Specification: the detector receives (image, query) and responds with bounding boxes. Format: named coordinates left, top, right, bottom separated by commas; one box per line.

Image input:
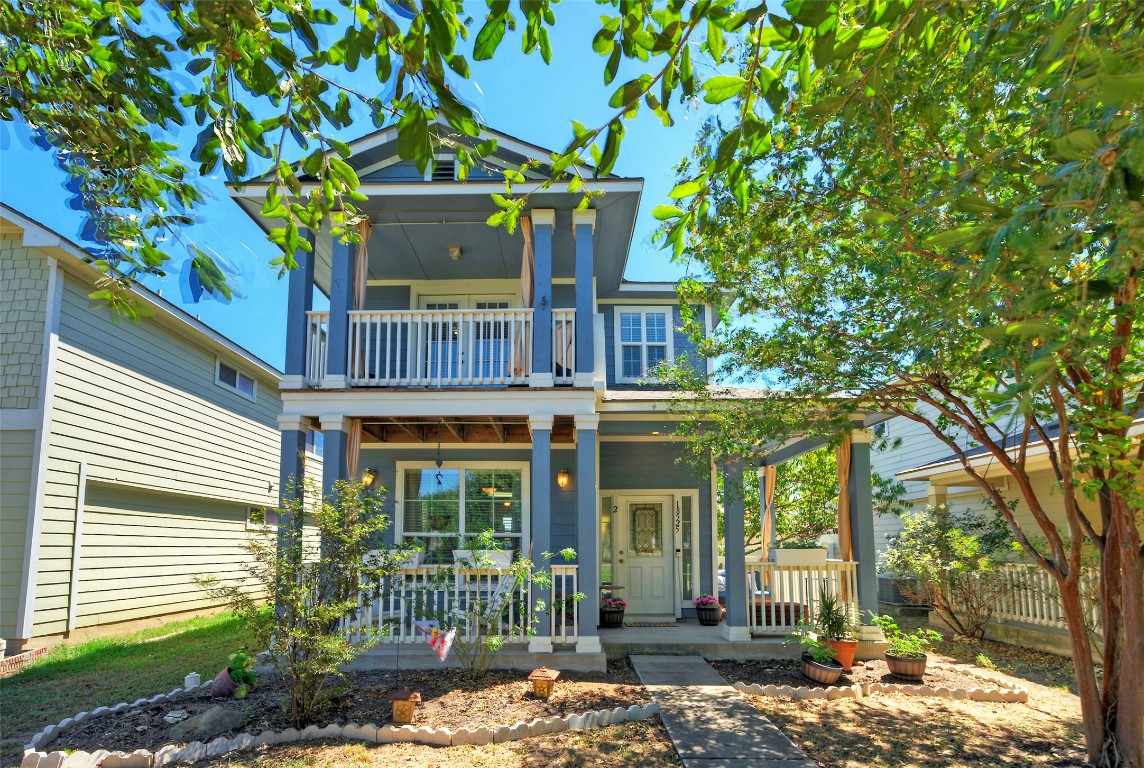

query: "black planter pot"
left=696, top=604, right=721, bottom=626
left=600, top=607, right=625, bottom=628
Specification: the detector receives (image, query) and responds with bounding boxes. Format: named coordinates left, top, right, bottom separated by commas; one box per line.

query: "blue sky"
left=0, top=3, right=720, bottom=369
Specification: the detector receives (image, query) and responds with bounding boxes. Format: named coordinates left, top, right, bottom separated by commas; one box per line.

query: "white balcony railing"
left=744, top=561, right=859, bottom=635
left=552, top=309, right=576, bottom=385
left=347, top=309, right=533, bottom=387
left=305, top=311, right=329, bottom=383
left=341, top=565, right=580, bottom=648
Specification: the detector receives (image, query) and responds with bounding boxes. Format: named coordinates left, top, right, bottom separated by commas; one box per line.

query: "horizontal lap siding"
left=27, top=274, right=282, bottom=637
left=71, top=486, right=265, bottom=629
left=0, top=429, right=35, bottom=636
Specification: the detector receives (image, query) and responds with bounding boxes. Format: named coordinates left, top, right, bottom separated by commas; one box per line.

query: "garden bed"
left=50, top=660, right=649, bottom=756
left=712, top=658, right=1007, bottom=694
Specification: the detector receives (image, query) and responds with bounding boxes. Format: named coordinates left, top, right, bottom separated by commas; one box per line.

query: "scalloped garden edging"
left=732, top=662, right=1029, bottom=704
left=20, top=680, right=660, bottom=768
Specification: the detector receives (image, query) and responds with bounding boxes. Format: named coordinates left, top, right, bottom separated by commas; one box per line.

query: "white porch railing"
left=341, top=565, right=580, bottom=649
left=347, top=309, right=533, bottom=387
left=992, top=563, right=1101, bottom=637
left=552, top=309, right=575, bottom=385
left=305, top=311, right=329, bottom=383
left=744, top=561, right=859, bottom=635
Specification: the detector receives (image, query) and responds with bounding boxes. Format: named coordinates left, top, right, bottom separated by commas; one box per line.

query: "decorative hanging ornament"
left=435, top=420, right=444, bottom=485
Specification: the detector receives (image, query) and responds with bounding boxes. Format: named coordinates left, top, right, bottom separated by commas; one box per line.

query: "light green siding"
left=71, top=485, right=263, bottom=629
left=28, top=272, right=283, bottom=638
left=0, top=429, right=35, bottom=637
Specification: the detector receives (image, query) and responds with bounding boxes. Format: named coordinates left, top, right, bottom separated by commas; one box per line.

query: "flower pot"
left=696, top=605, right=721, bottom=626
left=209, top=667, right=236, bottom=698
left=885, top=652, right=928, bottom=681
left=600, top=607, right=625, bottom=628
left=800, top=653, right=844, bottom=685
left=772, top=547, right=829, bottom=567
left=452, top=549, right=512, bottom=569
left=825, top=639, right=859, bottom=671
left=389, top=690, right=421, bottom=725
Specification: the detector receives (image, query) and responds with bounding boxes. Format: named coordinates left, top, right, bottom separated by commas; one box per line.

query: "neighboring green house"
left=0, top=205, right=291, bottom=654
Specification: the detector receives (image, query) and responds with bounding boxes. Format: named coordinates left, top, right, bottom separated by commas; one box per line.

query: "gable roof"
left=0, top=204, right=280, bottom=380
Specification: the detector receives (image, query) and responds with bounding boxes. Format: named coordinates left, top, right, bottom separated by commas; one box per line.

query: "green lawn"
left=0, top=612, right=256, bottom=768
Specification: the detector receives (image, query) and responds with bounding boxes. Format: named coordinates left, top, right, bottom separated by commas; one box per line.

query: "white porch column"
left=529, top=414, right=554, bottom=653
left=575, top=413, right=601, bottom=653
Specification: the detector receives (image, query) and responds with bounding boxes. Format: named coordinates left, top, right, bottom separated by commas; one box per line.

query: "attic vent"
left=432, top=158, right=456, bottom=181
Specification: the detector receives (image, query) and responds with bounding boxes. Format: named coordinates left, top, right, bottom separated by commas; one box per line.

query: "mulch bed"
left=52, top=659, right=649, bottom=756
left=711, top=658, right=1015, bottom=693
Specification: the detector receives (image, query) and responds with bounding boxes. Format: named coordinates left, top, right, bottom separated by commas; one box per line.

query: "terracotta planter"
left=600, top=607, right=625, bottom=628
left=825, top=638, right=859, bottom=671
left=885, top=652, right=928, bottom=681
left=696, top=605, right=721, bottom=626
left=389, top=690, right=421, bottom=725
left=209, top=667, right=236, bottom=698
left=800, top=653, right=844, bottom=685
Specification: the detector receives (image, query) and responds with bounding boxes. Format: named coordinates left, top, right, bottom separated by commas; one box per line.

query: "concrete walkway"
left=630, top=655, right=817, bottom=768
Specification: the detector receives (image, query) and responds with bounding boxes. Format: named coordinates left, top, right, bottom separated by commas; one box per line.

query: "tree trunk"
left=1115, top=544, right=1144, bottom=768
left=1057, top=570, right=1108, bottom=765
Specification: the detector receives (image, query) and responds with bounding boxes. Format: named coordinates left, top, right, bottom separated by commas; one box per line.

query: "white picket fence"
left=340, top=565, right=580, bottom=648
left=743, top=561, right=860, bottom=635
left=992, top=563, right=1101, bottom=637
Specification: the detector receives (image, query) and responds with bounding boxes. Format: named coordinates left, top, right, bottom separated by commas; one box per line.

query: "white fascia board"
left=281, top=388, right=599, bottom=419
left=229, top=179, right=644, bottom=199
left=0, top=207, right=282, bottom=382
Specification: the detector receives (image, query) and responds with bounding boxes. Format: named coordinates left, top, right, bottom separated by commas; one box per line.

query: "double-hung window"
left=216, top=359, right=256, bottom=400
left=397, top=461, right=528, bottom=564
left=615, top=307, right=674, bottom=382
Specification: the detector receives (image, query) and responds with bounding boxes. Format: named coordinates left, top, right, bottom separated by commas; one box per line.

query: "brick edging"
left=0, top=648, right=49, bottom=678
left=732, top=662, right=1029, bottom=703
left=21, top=682, right=659, bottom=768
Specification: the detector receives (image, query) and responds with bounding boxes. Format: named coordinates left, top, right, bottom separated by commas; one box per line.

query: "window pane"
left=620, top=312, right=642, bottom=343
left=237, top=372, right=255, bottom=397
left=218, top=363, right=237, bottom=387
left=403, top=469, right=460, bottom=535
left=646, top=345, right=667, bottom=370
left=630, top=502, right=663, bottom=556
left=645, top=312, right=667, bottom=343
left=622, top=345, right=643, bottom=378
left=465, top=469, right=521, bottom=536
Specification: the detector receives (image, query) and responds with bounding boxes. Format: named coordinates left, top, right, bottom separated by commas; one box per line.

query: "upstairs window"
left=216, top=360, right=256, bottom=400
left=615, top=307, right=674, bottom=382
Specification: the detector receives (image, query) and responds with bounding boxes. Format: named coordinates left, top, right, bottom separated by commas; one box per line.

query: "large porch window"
left=396, top=461, right=529, bottom=564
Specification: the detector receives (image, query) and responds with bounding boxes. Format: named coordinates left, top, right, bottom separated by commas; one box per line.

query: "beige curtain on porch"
left=345, top=220, right=373, bottom=482
left=836, top=433, right=853, bottom=562
left=760, top=464, right=777, bottom=549
left=513, top=216, right=535, bottom=375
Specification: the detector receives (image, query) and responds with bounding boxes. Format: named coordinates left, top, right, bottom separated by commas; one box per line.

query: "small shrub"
left=976, top=653, right=997, bottom=670
left=872, top=614, right=943, bottom=658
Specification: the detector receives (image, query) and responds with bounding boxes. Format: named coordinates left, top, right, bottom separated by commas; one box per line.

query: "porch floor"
left=600, top=621, right=797, bottom=660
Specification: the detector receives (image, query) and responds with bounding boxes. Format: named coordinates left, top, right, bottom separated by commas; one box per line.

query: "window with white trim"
left=397, top=462, right=529, bottom=564
left=614, top=307, right=674, bottom=382
left=304, top=427, right=324, bottom=457
left=216, top=360, right=256, bottom=400
left=246, top=506, right=279, bottom=530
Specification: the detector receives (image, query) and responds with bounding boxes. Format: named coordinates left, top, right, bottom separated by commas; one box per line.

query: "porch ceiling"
left=360, top=415, right=576, bottom=445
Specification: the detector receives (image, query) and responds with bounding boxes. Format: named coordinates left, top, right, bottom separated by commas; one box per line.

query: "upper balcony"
left=305, top=307, right=581, bottom=388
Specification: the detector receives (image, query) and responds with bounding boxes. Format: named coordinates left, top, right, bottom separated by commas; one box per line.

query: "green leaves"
left=702, top=75, right=747, bottom=103
left=473, top=1, right=510, bottom=60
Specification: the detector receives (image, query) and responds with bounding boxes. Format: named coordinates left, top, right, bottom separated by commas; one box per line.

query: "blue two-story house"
left=230, top=124, right=884, bottom=663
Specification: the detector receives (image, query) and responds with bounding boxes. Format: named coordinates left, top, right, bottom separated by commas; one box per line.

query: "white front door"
left=616, top=496, right=674, bottom=615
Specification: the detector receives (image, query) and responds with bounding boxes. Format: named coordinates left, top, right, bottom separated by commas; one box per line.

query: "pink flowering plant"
left=693, top=595, right=719, bottom=607
left=601, top=597, right=627, bottom=610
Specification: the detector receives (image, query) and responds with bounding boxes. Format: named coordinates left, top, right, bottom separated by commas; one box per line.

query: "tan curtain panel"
left=513, top=216, right=535, bottom=375
left=346, top=418, right=362, bottom=481
left=761, top=464, right=777, bottom=547
left=836, top=433, right=853, bottom=561
left=353, top=219, right=374, bottom=311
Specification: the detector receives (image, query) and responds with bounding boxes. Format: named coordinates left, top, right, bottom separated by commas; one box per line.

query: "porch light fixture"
left=361, top=467, right=377, bottom=487
left=556, top=469, right=571, bottom=489
left=447, top=245, right=463, bottom=261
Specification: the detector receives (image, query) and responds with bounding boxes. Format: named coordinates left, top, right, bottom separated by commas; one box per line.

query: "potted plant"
left=693, top=594, right=721, bottom=626
left=368, top=538, right=426, bottom=569
left=872, top=614, right=943, bottom=681
left=771, top=538, right=829, bottom=566
left=600, top=596, right=626, bottom=628
left=813, top=587, right=859, bottom=670
left=786, top=626, right=844, bottom=685
left=210, top=650, right=258, bottom=698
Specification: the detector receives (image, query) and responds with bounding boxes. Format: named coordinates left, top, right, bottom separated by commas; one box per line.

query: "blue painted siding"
left=599, top=441, right=714, bottom=602
left=365, top=285, right=411, bottom=310
left=602, top=305, right=705, bottom=388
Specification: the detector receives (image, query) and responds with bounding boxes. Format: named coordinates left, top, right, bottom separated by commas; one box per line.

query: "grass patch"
left=0, top=612, right=256, bottom=767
